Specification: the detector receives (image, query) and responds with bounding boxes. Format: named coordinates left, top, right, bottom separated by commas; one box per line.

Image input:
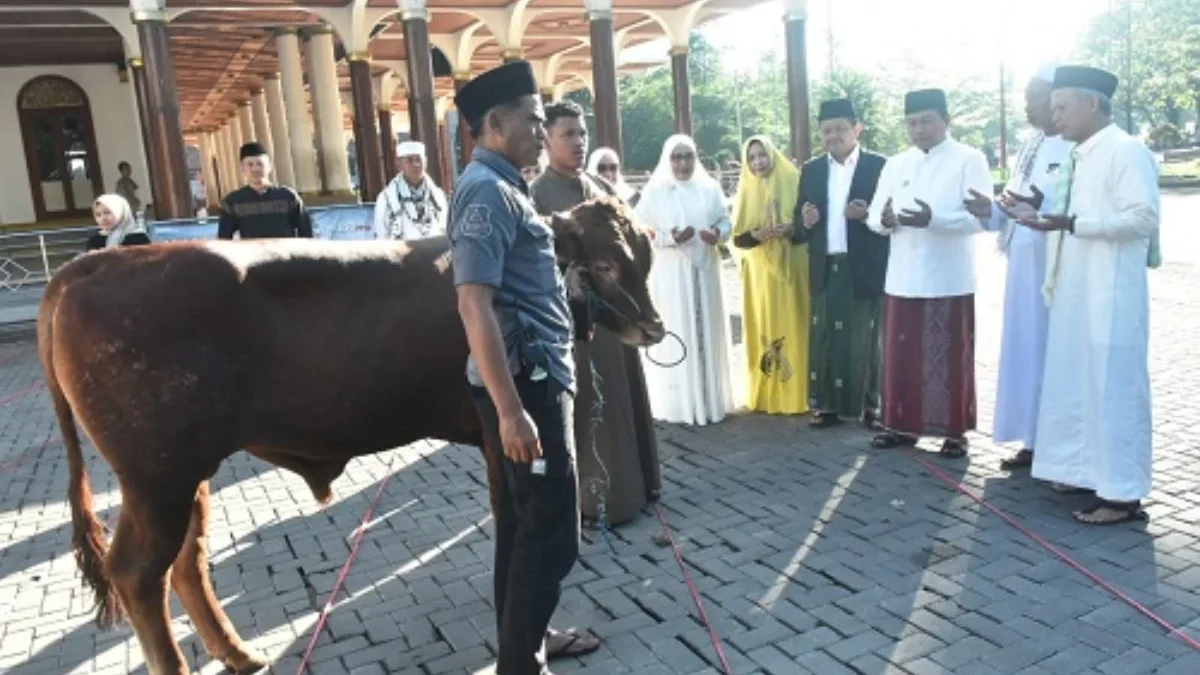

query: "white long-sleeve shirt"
left=1042, top=123, right=1160, bottom=304
left=867, top=137, right=994, bottom=298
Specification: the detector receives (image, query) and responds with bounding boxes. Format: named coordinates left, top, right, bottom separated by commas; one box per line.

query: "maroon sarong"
left=880, top=294, right=976, bottom=438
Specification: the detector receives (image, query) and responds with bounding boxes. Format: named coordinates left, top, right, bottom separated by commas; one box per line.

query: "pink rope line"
left=294, top=468, right=396, bottom=674
left=653, top=502, right=734, bottom=674
left=906, top=449, right=1200, bottom=652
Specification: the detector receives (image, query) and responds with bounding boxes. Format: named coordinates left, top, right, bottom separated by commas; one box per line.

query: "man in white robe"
left=372, top=141, right=447, bottom=240
left=964, top=64, right=1073, bottom=470
left=1020, top=65, right=1159, bottom=525
left=867, top=89, right=994, bottom=458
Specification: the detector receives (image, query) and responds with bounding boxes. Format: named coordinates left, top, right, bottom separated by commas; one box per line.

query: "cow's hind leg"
left=170, top=481, right=268, bottom=674
left=106, top=486, right=198, bottom=675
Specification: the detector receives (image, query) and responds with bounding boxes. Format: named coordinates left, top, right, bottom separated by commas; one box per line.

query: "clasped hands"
left=671, top=225, right=722, bottom=245
left=881, top=198, right=932, bottom=228
left=963, top=185, right=1071, bottom=232
left=787, top=199, right=870, bottom=238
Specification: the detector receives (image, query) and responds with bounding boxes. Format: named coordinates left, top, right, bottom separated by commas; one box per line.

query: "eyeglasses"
left=597, top=163, right=618, bottom=171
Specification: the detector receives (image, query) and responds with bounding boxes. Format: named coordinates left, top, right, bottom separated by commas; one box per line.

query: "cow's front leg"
left=170, top=481, right=269, bottom=674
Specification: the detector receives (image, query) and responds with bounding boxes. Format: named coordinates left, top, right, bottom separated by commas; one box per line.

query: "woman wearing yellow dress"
left=731, top=136, right=810, bottom=414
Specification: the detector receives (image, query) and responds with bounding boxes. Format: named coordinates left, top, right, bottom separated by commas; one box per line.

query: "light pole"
left=1125, top=0, right=1134, bottom=133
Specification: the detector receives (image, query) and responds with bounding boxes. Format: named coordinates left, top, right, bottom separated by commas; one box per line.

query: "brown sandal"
left=1073, top=499, right=1147, bottom=525
left=1000, top=449, right=1034, bottom=469
left=871, top=431, right=917, bottom=449
left=938, top=438, right=968, bottom=459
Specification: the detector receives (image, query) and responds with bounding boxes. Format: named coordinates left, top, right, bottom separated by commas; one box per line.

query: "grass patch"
left=1162, top=160, right=1200, bottom=178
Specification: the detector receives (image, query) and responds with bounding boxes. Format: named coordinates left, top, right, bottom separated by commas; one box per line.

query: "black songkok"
left=818, top=98, right=857, bottom=122
left=239, top=142, right=268, bottom=159
left=904, top=88, right=948, bottom=116
left=454, top=61, right=539, bottom=128
left=1052, top=65, right=1119, bottom=99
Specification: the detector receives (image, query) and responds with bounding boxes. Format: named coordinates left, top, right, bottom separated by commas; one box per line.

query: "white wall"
left=0, top=64, right=148, bottom=225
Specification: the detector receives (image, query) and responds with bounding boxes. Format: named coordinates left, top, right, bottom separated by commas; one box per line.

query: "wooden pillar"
left=378, top=108, right=397, bottom=181
left=349, top=55, right=384, bottom=200
left=784, top=11, right=812, bottom=161
left=453, top=73, right=474, bottom=168
left=134, top=14, right=192, bottom=219
left=127, top=57, right=165, bottom=215
left=589, top=10, right=623, bottom=157
left=402, top=8, right=443, bottom=189
left=670, top=47, right=692, bottom=136
left=438, top=121, right=454, bottom=190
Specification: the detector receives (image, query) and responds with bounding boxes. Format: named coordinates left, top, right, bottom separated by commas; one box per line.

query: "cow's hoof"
left=223, top=649, right=269, bottom=674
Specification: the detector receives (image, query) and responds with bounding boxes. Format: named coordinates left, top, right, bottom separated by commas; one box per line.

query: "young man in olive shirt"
left=218, top=142, right=313, bottom=239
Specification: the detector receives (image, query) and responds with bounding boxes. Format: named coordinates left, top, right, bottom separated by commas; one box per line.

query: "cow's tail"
left=37, top=271, right=124, bottom=628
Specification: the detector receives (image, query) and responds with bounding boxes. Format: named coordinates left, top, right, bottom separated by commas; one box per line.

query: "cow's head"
left=548, top=198, right=664, bottom=347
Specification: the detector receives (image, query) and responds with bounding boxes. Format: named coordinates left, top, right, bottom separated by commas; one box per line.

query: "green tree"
left=810, top=68, right=905, bottom=157
left=1075, top=0, right=1200, bottom=133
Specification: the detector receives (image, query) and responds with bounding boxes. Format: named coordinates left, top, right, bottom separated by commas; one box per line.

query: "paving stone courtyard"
left=1, top=191, right=1199, bottom=674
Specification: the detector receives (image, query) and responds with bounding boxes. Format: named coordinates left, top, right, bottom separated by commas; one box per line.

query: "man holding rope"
left=448, top=62, right=599, bottom=675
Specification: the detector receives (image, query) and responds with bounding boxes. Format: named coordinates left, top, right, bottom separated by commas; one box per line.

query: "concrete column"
left=229, top=113, right=245, bottom=170
left=219, top=124, right=238, bottom=194
left=198, top=131, right=220, bottom=206
left=133, top=12, right=192, bottom=218
left=250, top=90, right=273, bottom=158
left=263, top=76, right=296, bottom=186
left=274, top=28, right=320, bottom=194
left=237, top=102, right=255, bottom=145
left=308, top=27, right=353, bottom=193
left=587, top=2, right=623, bottom=157
left=784, top=0, right=812, bottom=161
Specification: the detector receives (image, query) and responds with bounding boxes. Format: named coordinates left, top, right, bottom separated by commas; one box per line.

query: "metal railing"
left=0, top=204, right=377, bottom=292
left=0, top=225, right=94, bottom=290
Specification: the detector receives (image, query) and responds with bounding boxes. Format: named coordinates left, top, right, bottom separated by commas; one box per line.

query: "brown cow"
left=37, top=198, right=663, bottom=675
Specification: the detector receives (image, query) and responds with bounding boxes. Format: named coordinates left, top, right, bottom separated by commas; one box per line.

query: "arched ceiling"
left=0, top=0, right=764, bottom=133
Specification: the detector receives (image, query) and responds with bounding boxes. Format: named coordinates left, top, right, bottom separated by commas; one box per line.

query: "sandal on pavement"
left=546, top=628, right=601, bottom=660
left=871, top=431, right=917, bottom=449
left=1000, top=449, right=1034, bottom=470
left=938, top=438, right=968, bottom=459
left=809, top=412, right=841, bottom=429
left=1051, top=483, right=1094, bottom=495
left=1073, top=499, right=1147, bottom=525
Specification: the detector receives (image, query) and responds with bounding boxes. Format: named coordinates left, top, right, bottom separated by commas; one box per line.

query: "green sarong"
left=807, top=255, right=882, bottom=418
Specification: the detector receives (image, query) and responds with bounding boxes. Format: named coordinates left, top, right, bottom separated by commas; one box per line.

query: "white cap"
left=1033, top=62, right=1058, bottom=83
left=397, top=140, right=425, bottom=158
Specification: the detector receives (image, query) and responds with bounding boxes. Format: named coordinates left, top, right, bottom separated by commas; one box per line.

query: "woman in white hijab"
left=85, top=193, right=150, bottom=251
left=635, top=134, right=734, bottom=426
left=587, top=147, right=639, bottom=206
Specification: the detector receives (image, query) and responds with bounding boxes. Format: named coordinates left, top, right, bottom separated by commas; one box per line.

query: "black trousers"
left=470, top=375, right=580, bottom=675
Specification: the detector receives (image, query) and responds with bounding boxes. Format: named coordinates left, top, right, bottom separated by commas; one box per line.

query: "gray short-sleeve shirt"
left=448, top=148, right=575, bottom=394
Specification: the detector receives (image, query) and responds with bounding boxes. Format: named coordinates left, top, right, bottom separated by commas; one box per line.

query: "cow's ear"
left=548, top=212, right=584, bottom=263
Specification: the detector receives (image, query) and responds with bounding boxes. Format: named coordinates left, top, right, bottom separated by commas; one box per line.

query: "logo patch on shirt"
left=459, top=204, right=492, bottom=238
